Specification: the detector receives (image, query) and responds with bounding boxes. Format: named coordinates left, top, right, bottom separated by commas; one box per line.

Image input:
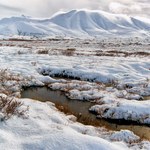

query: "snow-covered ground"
left=0, top=37, right=150, bottom=149
left=1, top=95, right=149, bottom=150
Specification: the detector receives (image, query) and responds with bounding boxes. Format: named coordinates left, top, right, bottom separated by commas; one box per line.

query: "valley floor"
left=0, top=37, right=150, bottom=150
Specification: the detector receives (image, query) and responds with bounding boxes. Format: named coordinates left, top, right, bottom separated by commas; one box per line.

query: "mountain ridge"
left=0, top=9, right=149, bottom=37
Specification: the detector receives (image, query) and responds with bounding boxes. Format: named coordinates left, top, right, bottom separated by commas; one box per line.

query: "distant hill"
left=0, top=9, right=150, bottom=37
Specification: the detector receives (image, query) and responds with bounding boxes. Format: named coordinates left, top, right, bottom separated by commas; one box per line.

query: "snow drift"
left=0, top=9, right=150, bottom=37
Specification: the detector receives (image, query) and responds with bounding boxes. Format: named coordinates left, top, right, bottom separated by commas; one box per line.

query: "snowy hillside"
left=0, top=10, right=150, bottom=37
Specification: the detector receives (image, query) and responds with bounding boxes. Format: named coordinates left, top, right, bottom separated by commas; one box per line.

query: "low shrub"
left=0, top=96, right=28, bottom=121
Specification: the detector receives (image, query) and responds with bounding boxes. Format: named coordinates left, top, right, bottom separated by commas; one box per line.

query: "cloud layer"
left=0, top=0, right=149, bottom=18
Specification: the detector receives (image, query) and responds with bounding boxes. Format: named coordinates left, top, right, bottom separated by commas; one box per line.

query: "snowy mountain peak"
left=0, top=9, right=150, bottom=37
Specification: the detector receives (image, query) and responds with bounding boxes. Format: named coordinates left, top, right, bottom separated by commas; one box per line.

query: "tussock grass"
left=62, top=48, right=76, bottom=56
left=0, top=69, right=29, bottom=120
left=37, top=49, right=49, bottom=54
left=0, top=96, right=28, bottom=121
left=96, top=50, right=150, bottom=57
left=0, top=69, right=31, bottom=96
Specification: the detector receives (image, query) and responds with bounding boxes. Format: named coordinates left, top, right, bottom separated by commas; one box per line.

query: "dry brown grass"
left=55, top=102, right=73, bottom=115
left=0, top=70, right=29, bottom=121
left=37, top=49, right=49, bottom=54
left=0, top=69, right=21, bottom=83
left=61, top=48, right=76, bottom=56
left=76, top=113, right=101, bottom=126
left=0, top=96, right=28, bottom=121
left=105, top=79, right=119, bottom=88
left=8, top=38, right=34, bottom=42
left=0, top=69, right=30, bottom=96
left=96, top=50, right=150, bottom=57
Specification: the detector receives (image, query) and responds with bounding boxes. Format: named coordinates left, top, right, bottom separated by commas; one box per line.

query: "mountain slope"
left=0, top=10, right=150, bottom=37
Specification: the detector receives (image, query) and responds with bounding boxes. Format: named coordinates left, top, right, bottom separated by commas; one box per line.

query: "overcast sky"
left=0, top=0, right=149, bottom=18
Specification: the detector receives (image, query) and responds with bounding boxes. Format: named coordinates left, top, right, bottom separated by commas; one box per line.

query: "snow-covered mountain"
left=0, top=9, right=150, bottom=37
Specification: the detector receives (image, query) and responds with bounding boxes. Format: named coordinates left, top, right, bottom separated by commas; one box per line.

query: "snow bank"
left=110, top=130, right=140, bottom=143
left=90, top=100, right=150, bottom=124
left=0, top=97, right=129, bottom=150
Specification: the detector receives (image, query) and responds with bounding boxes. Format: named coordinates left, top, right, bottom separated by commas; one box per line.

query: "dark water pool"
left=21, top=87, right=150, bottom=140
left=144, top=96, right=150, bottom=100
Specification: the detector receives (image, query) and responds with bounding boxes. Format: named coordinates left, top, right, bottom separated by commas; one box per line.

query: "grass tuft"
left=0, top=96, right=28, bottom=121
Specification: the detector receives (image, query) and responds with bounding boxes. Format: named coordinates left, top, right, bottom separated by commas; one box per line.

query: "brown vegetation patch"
left=96, top=50, right=150, bottom=57
left=37, top=49, right=49, bottom=54
left=61, top=48, right=76, bottom=56
left=0, top=96, right=28, bottom=121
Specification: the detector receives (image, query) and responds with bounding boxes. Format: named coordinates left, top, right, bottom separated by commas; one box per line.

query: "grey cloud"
left=0, top=3, right=24, bottom=18
left=0, top=0, right=149, bottom=18
left=0, top=3, right=22, bottom=12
